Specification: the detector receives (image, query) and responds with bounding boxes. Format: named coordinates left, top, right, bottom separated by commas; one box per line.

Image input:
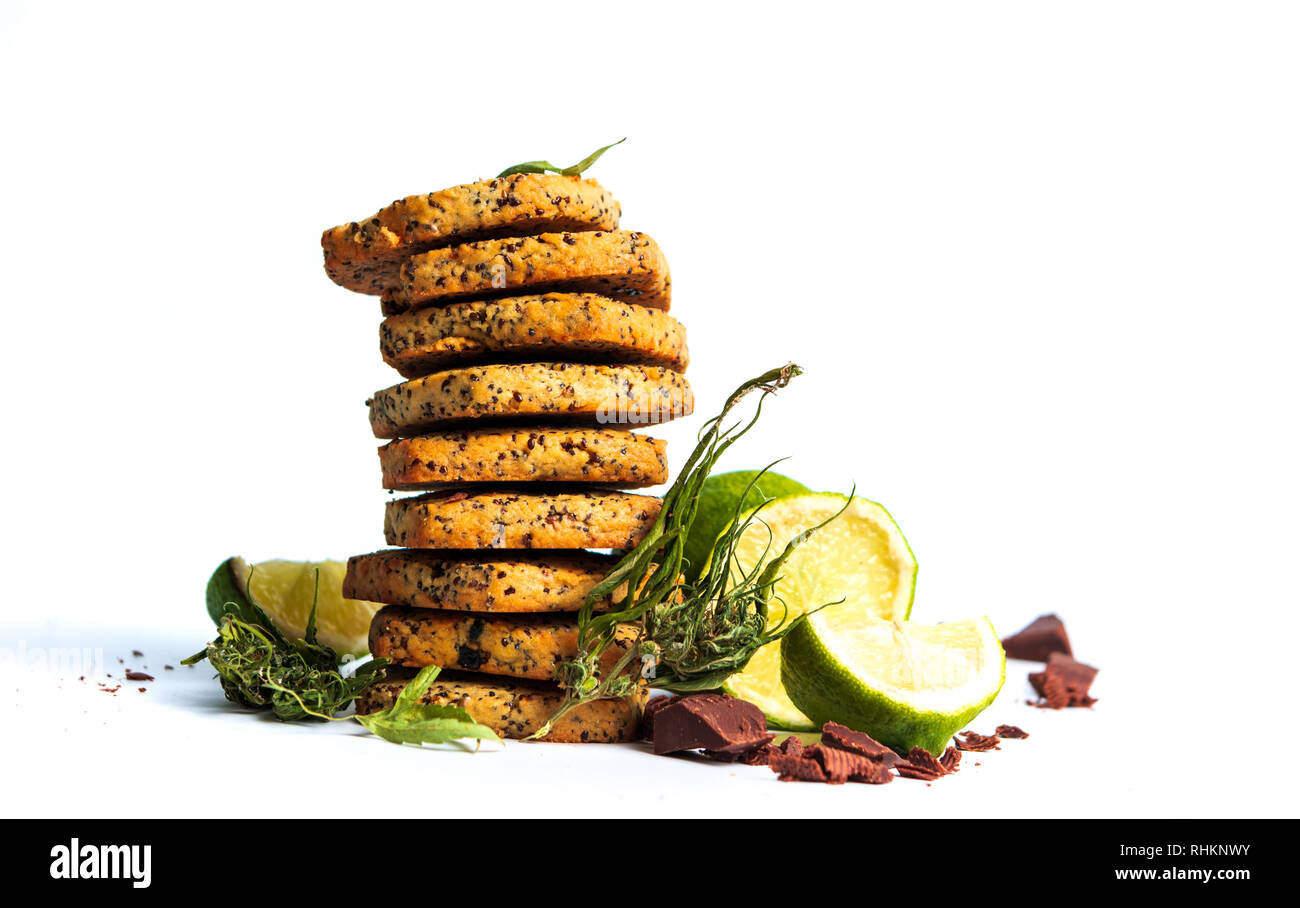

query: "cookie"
left=380, top=293, right=689, bottom=378
left=355, top=668, right=645, bottom=743
left=381, top=230, right=671, bottom=315
left=384, top=488, right=661, bottom=549
left=343, top=549, right=620, bottom=613
left=321, top=174, right=620, bottom=294
left=368, top=606, right=639, bottom=681
left=368, top=362, right=693, bottom=438
left=378, top=427, right=668, bottom=489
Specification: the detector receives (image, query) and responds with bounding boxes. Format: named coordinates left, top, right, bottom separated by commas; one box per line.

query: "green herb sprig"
left=497, top=137, right=626, bottom=178
left=185, top=572, right=500, bottom=747
left=354, top=666, right=501, bottom=748
left=182, top=570, right=385, bottom=721
left=529, top=364, right=849, bottom=739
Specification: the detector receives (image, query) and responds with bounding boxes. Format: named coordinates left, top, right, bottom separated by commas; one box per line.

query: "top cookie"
left=321, top=174, right=620, bottom=295
left=380, top=230, right=671, bottom=316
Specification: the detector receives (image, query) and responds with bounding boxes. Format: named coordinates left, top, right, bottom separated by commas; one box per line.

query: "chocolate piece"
left=896, top=747, right=948, bottom=781
left=1030, top=652, right=1098, bottom=709
left=895, top=760, right=945, bottom=781
left=124, top=670, right=154, bottom=682
left=769, top=753, right=828, bottom=783
left=702, top=733, right=776, bottom=763
left=939, top=746, right=962, bottom=772
left=820, top=721, right=899, bottom=766
left=735, top=742, right=778, bottom=766
left=995, top=724, right=1029, bottom=739
left=642, top=694, right=680, bottom=741
left=1001, top=614, right=1072, bottom=662
left=808, top=745, right=894, bottom=785
left=651, top=693, right=770, bottom=756
left=778, top=734, right=805, bottom=757
left=955, top=731, right=1000, bottom=752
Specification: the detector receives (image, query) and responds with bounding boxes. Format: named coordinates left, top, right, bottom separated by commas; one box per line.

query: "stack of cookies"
left=320, top=171, right=692, bottom=742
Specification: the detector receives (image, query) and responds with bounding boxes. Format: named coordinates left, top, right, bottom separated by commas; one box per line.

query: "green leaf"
left=355, top=665, right=501, bottom=747
left=497, top=138, right=626, bottom=178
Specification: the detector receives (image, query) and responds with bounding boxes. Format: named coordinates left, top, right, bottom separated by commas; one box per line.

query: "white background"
left=1, top=1, right=1296, bottom=818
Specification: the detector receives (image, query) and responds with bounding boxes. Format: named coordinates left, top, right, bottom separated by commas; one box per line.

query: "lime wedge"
left=682, top=470, right=809, bottom=580
left=207, top=557, right=383, bottom=659
left=721, top=493, right=917, bottom=730
left=781, top=613, right=1005, bottom=755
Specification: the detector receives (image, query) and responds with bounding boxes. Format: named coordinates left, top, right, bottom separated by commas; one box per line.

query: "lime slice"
left=207, top=557, right=382, bottom=659
left=781, top=613, right=1005, bottom=756
left=682, top=470, right=809, bottom=581
left=721, top=493, right=917, bottom=730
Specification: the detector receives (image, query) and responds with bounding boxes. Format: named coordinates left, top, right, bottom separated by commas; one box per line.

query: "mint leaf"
left=355, top=665, right=501, bottom=747
left=497, top=138, right=626, bottom=178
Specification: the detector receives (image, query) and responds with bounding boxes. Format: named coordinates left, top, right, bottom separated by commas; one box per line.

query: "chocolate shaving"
left=894, top=760, right=945, bottom=781
left=895, top=747, right=948, bottom=781
left=995, top=724, right=1029, bottom=739
left=939, top=746, right=962, bottom=772
left=769, top=753, right=827, bottom=783
left=820, top=721, right=898, bottom=766
left=1000, top=614, right=1072, bottom=662
left=124, top=670, right=154, bottom=682
left=956, top=731, right=1001, bottom=752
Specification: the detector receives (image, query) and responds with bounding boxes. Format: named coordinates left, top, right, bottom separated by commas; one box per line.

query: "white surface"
left=1, top=1, right=1297, bottom=817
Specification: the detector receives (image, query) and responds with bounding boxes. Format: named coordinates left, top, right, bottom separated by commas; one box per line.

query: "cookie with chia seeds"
left=380, top=293, right=689, bottom=378
left=368, top=606, right=639, bottom=681
left=378, top=427, right=668, bottom=490
left=380, top=230, right=671, bottom=316
left=355, top=669, right=646, bottom=743
left=384, top=488, right=661, bottom=550
left=321, top=174, right=620, bottom=295
left=343, top=549, right=621, bottom=613
left=368, top=362, right=693, bottom=438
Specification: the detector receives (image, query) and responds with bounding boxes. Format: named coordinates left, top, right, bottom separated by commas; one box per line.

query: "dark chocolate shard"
left=820, top=721, right=899, bottom=766
left=769, top=752, right=828, bottom=783
left=1001, top=614, right=1072, bottom=662
left=939, top=746, right=962, bottom=772
left=651, top=693, right=770, bottom=756
left=1030, top=652, right=1098, bottom=709
left=895, top=746, right=948, bottom=781
left=995, top=724, right=1029, bottom=739
left=955, top=731, right=1000, bottom=752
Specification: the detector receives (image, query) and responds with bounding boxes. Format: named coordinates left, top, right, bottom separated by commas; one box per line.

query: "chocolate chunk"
left=642, top=694, right=680, bottom=741
left=778, top=734, right=805, bottom=757
left=955, top=731, right=1000, bottom=752
left=995, top=724, right=1029, bottom=739
left=769, top=753, right=828, bottom=782
left=939, top=746, right=962, bottom=772
left=1030, top=652, right=1098, bottom=708
left=1001, top=614, right=1072, bottom=662
left=820, top=721, right=899, bottom=766
left=651, top=693, right=770, bottom=756
left=124, top=670, right=154, bottom=682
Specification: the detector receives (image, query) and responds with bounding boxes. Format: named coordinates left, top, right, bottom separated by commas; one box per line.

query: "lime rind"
left=781, top=615, right=1006, bottom=756
left=719, top=491, right=918, bottom=731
